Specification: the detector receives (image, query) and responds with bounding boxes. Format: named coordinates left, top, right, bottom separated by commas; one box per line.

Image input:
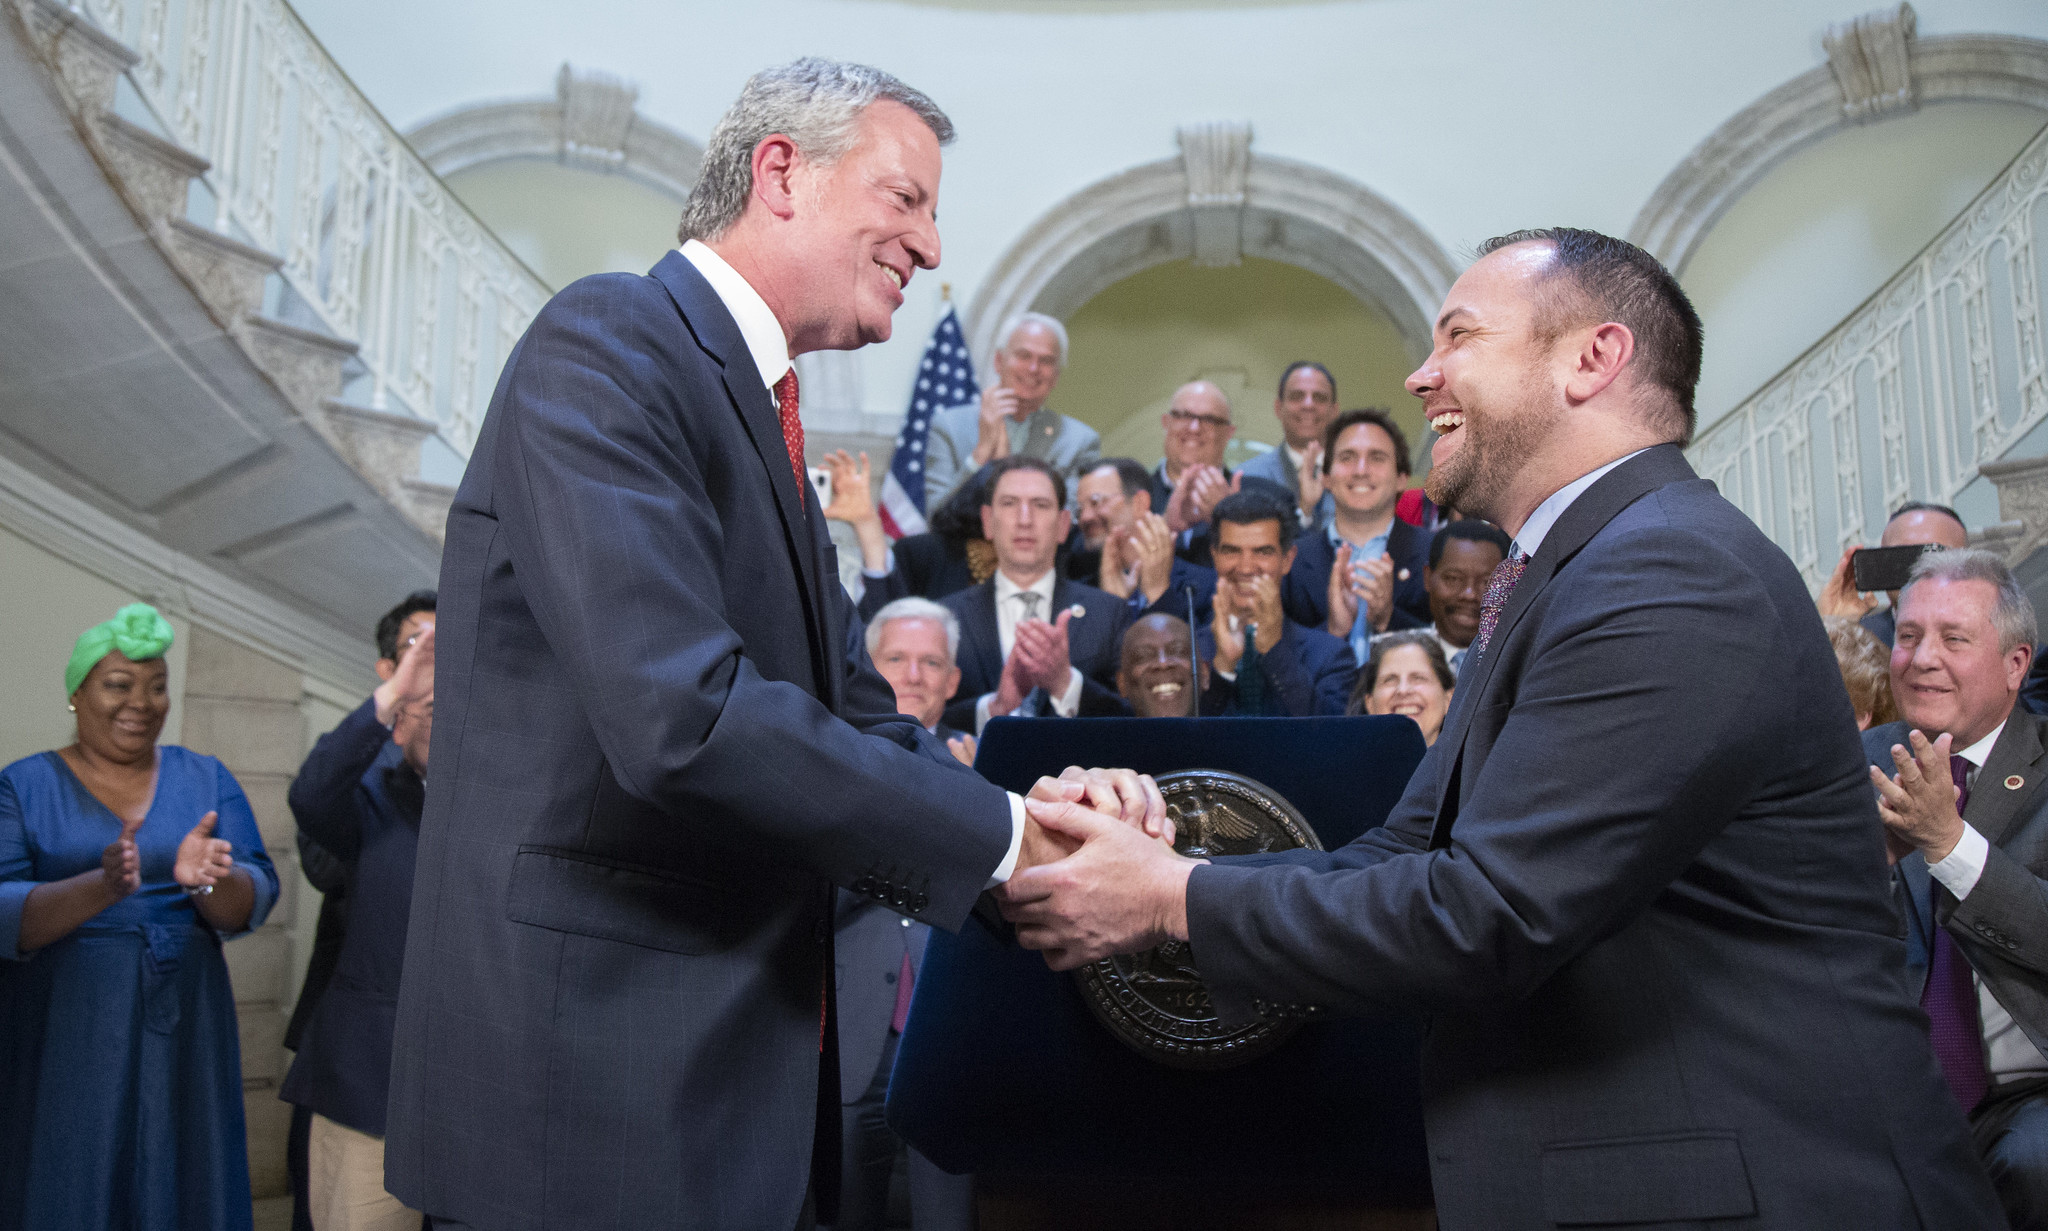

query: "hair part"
left=1321, top=408, right=1411, bottom=477
left=865, top=597, right=961, bottom=663
left=1477, top=227, right=1703, bottom=447
left=1902, top=547, right=2038, bottom=655
left=376, top=590, right=438, bottom=662
left=1276, top=360, right=1336, bottom=402
left=981, top=455, right=1067, bottom=511
left=678, top=57, right=954, bottom=244
left=1211, top=488, right=1299, bottom=552
left=1429, top=519, right=1512, bottom=570
left=999, top=312, right=1069, bottom=368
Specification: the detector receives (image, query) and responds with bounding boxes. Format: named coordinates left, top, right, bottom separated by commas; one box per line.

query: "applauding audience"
left=1238, top=361, right=1341, bottom=530
left=1198, top=490, right=1356, bottom=717
left=1283, top=408, right=1431, bottom=663
left=923, top=313, right=1101, bottom=512
left=1117, top=614, right=1205, bottom=718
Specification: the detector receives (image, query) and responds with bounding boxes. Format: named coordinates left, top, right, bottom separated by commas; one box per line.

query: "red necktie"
left=1922, top=755, right=1989, bottom=1112
left=773, top=369, right=805, bottom=504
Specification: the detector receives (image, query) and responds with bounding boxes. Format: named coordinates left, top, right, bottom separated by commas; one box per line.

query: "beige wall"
left=1055, top=256, right=1425, bottom=475
left=443, top=157, right=684, bottom=292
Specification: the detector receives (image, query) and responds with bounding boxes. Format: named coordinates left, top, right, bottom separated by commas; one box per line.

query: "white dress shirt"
left=1507, top=448, right=1651, bottom=560
left=974, top=568, right=1085, bottom=731
left=678, top=241, right=1026, bottom=884
left=1924, top=719, right=2048, bottom=1081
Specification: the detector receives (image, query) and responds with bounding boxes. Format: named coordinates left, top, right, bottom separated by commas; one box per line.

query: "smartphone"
left=807, top=466, right=832, bottom=508
left=1852, top=543, right=1937, bottom=592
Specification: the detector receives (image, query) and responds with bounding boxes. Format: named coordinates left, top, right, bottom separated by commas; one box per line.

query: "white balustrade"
left=1689, top=120, right=2048, bottom=590
left=75, top=0, right=548, bottom=457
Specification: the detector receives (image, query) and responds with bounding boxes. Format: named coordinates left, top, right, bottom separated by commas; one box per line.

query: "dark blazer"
left=1871, top=711, right=2048, bottom=1056
left=854, top=531, right=981, bottom=621
left=1135, top=558, right=1218, bottom=629
left=1281, top=518, right=1430, bottom=636
left=1184, top=446, right=2001, bottom=1228
left=939, top=575, right=1130, bottom=734
left=385, top=253, right=1013, bottom=1231
left=1194, top=619, right=1354, bottom=717
left=282, top=832, right=347, bottom=1053
left=1862, top=606, right=1897, bottom=647
left=278, top=698, right=421, bottom=1137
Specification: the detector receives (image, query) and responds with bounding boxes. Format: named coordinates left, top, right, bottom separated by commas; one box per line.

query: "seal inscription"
left=1071, top=769, right=1323, bottom=1070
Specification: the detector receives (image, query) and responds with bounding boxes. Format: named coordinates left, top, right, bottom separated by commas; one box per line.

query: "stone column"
left=176, top=626, right=308, bottom=1199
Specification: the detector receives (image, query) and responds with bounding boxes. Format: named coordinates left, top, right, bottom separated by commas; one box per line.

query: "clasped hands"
left=991, top=610, right=1076, bottom=716
left=1164, top=465, right=1239, bottom=533
left=1326, top=542, right=1397, bottom=638
left=1869, top=728, right=1967, bottom=865
left=1000, top=766, right=1204, bottom=972
left=1211, top=574, right=1285, bottom=677
left=1098, top=513, right=1175, bottom=604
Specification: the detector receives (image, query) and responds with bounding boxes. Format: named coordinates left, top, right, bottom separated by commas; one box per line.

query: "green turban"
left=66, top=603, right=175, bottom=696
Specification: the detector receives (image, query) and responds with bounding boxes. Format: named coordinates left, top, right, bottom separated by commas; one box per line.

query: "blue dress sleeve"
left=211, top=759, right=278, bottom=935
left=0, top=772, right=38, bottom=962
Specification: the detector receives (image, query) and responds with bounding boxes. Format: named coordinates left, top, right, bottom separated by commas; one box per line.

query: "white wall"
left=291, top=0, right=2048, bottom=440
left=443, top=158, right=687, bottom=293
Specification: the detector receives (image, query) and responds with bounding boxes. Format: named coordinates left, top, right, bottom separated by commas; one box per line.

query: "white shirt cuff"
left=985, top=792, right=1027, bottom=887
left=974, top=691, right=996, bottom=736
left=1928, top=822, right=1991, bottom=900
left=1047, top=667, right=1084, bottom=717
left=861, top=547, right=896, bottom=580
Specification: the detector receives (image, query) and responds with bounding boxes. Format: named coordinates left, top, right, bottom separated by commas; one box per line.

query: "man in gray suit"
left=997, top=227, right=2003, bottom=1228
left=922, top=313, right=1099, bottom=511
left=1869, top=547, right=2048, bottom=1230
left=1237, top=360, right=1339, bottom=531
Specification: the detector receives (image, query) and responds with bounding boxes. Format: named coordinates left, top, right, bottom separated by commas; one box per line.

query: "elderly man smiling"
left=924, top=312, right=1100, bottom=511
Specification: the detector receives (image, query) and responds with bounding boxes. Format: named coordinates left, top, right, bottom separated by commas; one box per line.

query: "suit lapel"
left=966, top=583, right=1005, bottom=692
left=651, top=253, right=828, bottom=654
left=1967, top=710, right=2048, bottom=849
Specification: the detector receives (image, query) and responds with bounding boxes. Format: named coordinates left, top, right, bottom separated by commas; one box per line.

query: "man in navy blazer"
left=385, top=62, right=1155, bottom=1231
left=938, top=457, right=1130, bottom=733
left=1000, top=229, right=2002, bottom=1228
left=1281, top=408, right=1430, bottom=661
left=1193, top=490, right=1354, bottom=717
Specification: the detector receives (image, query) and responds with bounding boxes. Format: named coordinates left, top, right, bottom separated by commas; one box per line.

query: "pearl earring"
left=66, top=703, right=74, bottom=713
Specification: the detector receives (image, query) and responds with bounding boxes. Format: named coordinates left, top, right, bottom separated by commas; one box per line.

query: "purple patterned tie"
left=1922, top=754, right=1988, bottom=1113
left=1472, top=552, right=1529, bottom=658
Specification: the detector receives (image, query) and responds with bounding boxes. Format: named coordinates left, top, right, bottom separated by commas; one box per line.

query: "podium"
left=888, top=717, right=1435, bottom=1230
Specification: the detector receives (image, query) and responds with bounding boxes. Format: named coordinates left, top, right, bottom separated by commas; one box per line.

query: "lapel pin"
left=1067, top=604, right=1086, bottom=619
left=2006, top=775, right=2025, bottom=791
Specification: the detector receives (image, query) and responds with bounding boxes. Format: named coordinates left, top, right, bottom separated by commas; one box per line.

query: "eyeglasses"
left=1166, top=409, right=1232, bottom=431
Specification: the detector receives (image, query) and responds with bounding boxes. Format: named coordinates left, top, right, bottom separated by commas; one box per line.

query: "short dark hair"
left=1321, top=408, right=1411, bottom=477
left=1092, top=457, right=1155, bottom=502
left=375, top=590, right=437, bottom=662
left=1347, top=631, right=1455, bottom=715
left=1478, top=227, right=1703, bottom=446
left=1429, top=520, right=1512, bottom=570
left=1276, top=361, right=1336, bottom=402
left=1888, top=501, right=1966, bottom=532
left=981, top=455, right=1066, bottom=511
left=1211, top=488, right=1299, bottom=552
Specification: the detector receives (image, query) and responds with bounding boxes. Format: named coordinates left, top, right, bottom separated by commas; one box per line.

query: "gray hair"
left=678, top=58, right=955, bottom=244
left=998, top=312, right=1069, bottom=368
left=864, top=597, right=961, bottom=663
left=1901, top=547, right=2038, bottom=654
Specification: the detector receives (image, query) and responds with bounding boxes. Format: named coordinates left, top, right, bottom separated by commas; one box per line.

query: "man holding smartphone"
left=1821, top=502, right=1970, bottom=645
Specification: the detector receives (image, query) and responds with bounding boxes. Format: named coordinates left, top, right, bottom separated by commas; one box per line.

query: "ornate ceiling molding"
left=1628, top=24, right=2048, bottom=275
left=404, top=63, right=703, bottom=202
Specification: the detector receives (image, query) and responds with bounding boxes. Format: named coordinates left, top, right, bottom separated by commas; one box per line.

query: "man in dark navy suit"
left=1000, top=228, right=2004, bottom=1229
left=939, top=457, right=1130, bottom=732
left=385, top=60, right=1158, bottom=1231
left=1281, top=408, right=1430, bottom=665
left=1194, top=490, right=1354, bottom=717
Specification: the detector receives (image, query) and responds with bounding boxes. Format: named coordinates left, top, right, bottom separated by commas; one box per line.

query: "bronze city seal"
left=1071, top=769, right=1323, bottom=1070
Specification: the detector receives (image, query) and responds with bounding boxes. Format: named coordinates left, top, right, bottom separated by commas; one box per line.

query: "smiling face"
left=1075, top=465, right=1139, bottom=550
left=1426, top=537, right=1503, bottom=649
left=1892, top=576, right=2029, bottom=748
left=872, top=615, right=960, bottom=731
left=782, top=100, right=942, bottom=351
left=72, top=651, right=170, bottom=764
left=994, top=321, right=1062, bottom=412
left=1118, top=615, right=1199, bottom=717
left=1211, top=517, right=1296, bottom=595
left=1326, top=421, right=1405, bottom=522
left=1406, top=243, right=1570, bottom=524
left=979, top=468, right=1070, bottom=581
left=1275, top=366, right=1336, bottom=450
left=1367, top=642, right=1453, bottom=745
left=1161, top=382, right=1234, bottom=474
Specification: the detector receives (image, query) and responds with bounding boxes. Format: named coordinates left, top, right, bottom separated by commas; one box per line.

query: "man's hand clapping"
left=821, top=450, right=890, bottom=573
left=1870, top=729, right=1967, bottom=865
left=1164, top=466, right=1240, bottom=533
left=1212, top=574, right=1284, bottom=676
left=972, top=386, right=1022, bottom=465
left=1012, top=610, right=1076, bottom=699
left=374, top=624, right=434, bottom=728
left=1296, top=442, right=1325, bottom=512
left=1325, top=543, right=1396, bottom=638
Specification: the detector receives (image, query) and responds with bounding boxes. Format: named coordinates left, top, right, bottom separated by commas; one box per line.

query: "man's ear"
left=1562, top=321, right=1635, bottom=405
left=1132, top=489, right=1152, bottom=517
left=980, top=505, right=997, bottom=541
left=375, top=659, right=398, bottom=682
left=1057, top=509, right=1072, bottom=540
left=749, top=134, right=803, bottom=222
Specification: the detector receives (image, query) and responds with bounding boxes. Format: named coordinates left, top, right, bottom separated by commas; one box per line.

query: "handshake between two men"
left=1006, top=766, right=1204, bottom=971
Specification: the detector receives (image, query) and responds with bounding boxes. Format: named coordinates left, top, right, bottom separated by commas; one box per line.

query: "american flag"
left=878, top=306, right=978, bottom=539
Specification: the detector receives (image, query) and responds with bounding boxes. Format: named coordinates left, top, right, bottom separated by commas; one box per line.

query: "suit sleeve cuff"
left=861, top=547, right=896, bottom=580
left=986, top=792, right=1027, bottom=887
left=1928, top=822, right=1990, bottom=900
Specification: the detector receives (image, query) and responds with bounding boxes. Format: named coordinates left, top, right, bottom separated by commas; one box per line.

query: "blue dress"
left=0, top=747, right=279, bottom=1231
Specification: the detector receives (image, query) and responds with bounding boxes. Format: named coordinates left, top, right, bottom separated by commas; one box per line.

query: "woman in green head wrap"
left=1, top=601, right=279, bottom=1230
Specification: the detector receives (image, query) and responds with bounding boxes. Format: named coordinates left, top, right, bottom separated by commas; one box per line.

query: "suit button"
left=910, top=894, right=929, bottom=914
left=900, top=917, right=913, bottom=928
left=852, top=877, right=873, bottom=895
left=884, top=971, right=897, bottom=984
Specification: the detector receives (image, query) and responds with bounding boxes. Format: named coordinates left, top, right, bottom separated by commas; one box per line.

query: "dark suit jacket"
left=1135, top=558, right=1218, bottom=629
left=385, top=253, right=1012, bottom=1231
left=1871, top=711, right=2048, bottom=1058
left=278, top=698, right=421, bottom=1137
left=854, top=532, right=980, bottom=622
left=282, top=832, right=346, bottom=1053
left=1194, top=619, right=1354, bottom=717
left=939, top=575, right=1130, bottom=733
left=1184, top=446, right=2000, bottom=1229
left=1281, top=518, right=1430, bottom=636
left=1862, top=606, right=1897, bottom=647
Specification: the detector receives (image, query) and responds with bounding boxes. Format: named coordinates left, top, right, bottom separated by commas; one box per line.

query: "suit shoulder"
left=1863, top=721, right=1911, bottom=764
left=940, top=581, right=993, bottom=616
